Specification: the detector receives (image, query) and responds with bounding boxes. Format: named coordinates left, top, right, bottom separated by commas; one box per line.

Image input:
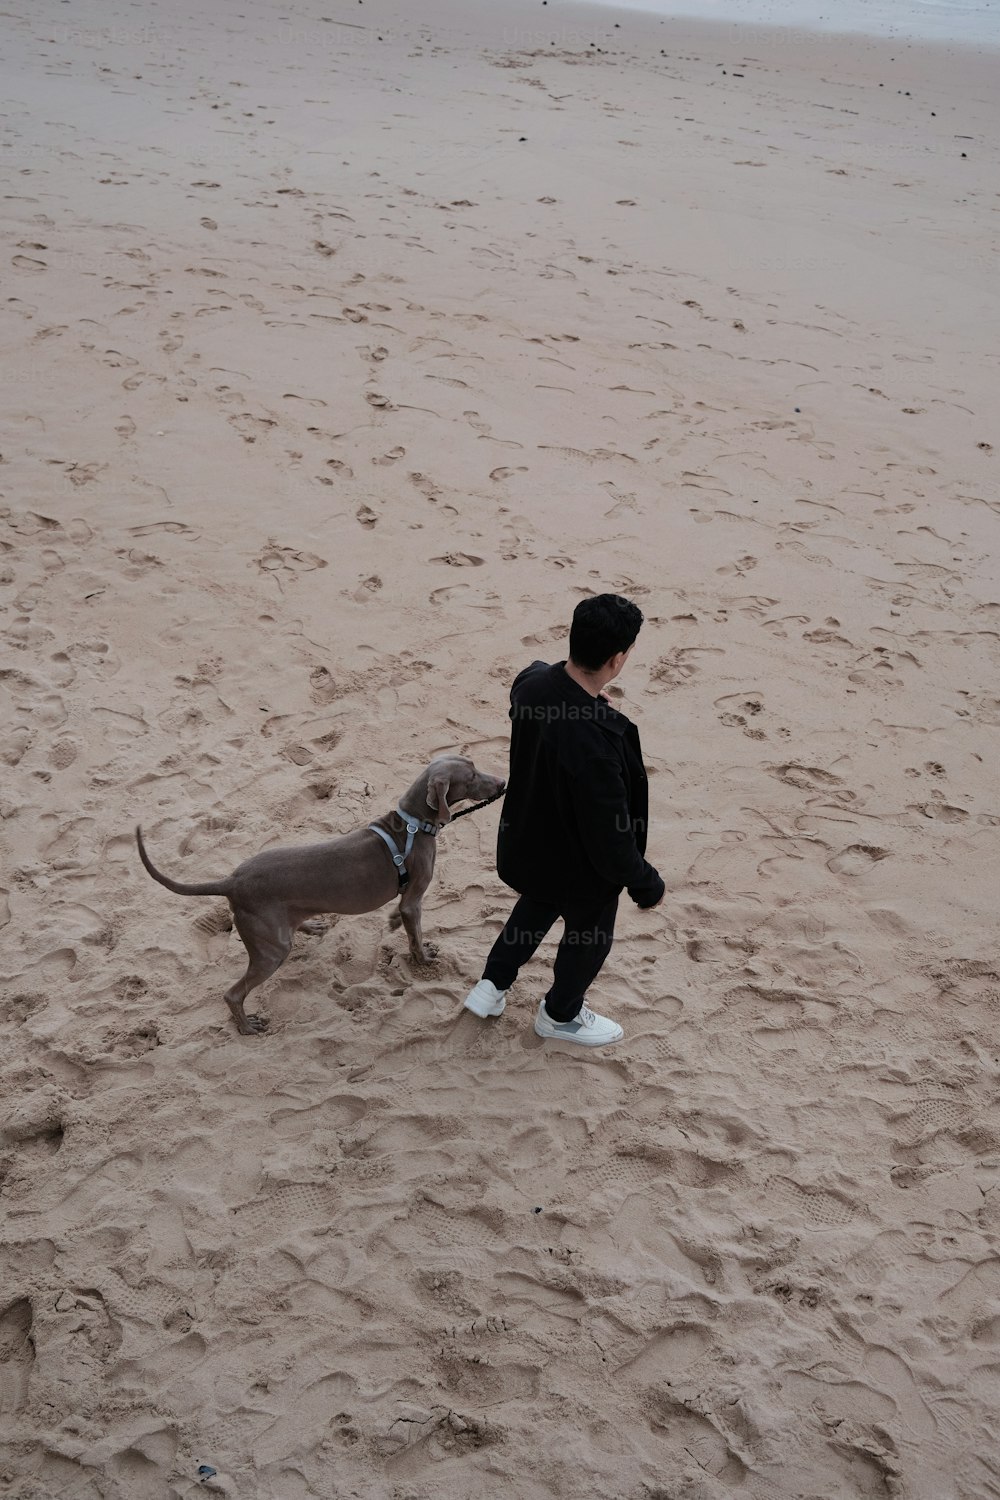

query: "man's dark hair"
left=569, top=594, right=643, bottom=671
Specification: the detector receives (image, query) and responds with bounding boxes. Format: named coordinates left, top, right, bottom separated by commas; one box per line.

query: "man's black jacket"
left=496, top=660, right=664, bottom=910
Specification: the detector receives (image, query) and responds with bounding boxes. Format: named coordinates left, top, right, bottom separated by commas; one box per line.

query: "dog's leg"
left=396, top=840, right=437, bottom=965
left=224, top=907, right=293, bottom=1035
left=398, top=892, right=437, bottom=965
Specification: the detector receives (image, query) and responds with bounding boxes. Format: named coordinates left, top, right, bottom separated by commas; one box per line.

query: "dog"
left=136, top=755, right=505, bottom=1034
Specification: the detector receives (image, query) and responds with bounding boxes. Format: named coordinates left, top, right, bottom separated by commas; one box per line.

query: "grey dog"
left=136, top=755, right=505, bottom=1035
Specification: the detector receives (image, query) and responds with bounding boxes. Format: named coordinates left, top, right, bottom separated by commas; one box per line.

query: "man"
left=462, top=594, right=664, bottom=1047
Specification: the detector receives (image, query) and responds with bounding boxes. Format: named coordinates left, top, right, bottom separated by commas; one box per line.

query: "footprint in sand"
left=542, top=444, right=635, bottom=465
left=352, top=575, right=383, bottom=602
left=826, top=844, right=889, bottom=876
left=430, top=553, right=484, bottom=568
left=283, top=393, right=327, bottom=409
left=716, top=554, right=758, bottom=577
left=373, top=446, right=405, bottom=466
left=1, top=727, right=33, bottom=767
left=121, top=371, right=167, bottom=393
left=909, top=799, right=969, bottom=823
left=602, top=487, right=639, bottom=519
left=48, top=739, right=78, bottom=770
left=0, top=1298, right=35, bottom=1414
left=128, top=520, right=196, bottom=538
left=94, top=348, right=140, bottom=374
left=715, top=692, right=766, bottom=737
left=324, top=459, right=354, bottom=479
left=409, top=472, right=442, bottom=502
left=500, top=527, right=534, bottom=562
left=309, top=666, right=338, bottom=704
left=194, top=905, right=234, bottom=936
left=768, top=1176, right=861, bottom=1227
left=649, top=646, right=724, bottom=690
left=228, top=412, right=277, bottom=443
left=356, top=505, right=377, bottom=529
left=255, top=544, right=327, bottom=577
left=63, top=462, right=105, bottom=488
left=766, top=764, right=843, bottom=790
left=521, top=626, right=564, bottom=648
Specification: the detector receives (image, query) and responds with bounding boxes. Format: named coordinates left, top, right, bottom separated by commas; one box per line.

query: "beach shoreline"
left=582, top=0, right=1000, bottom=47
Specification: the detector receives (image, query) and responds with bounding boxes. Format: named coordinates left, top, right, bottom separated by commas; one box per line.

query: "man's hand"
left=630, top=872, right=665, bottom=909
left=629, top=870, right=668, bottom=912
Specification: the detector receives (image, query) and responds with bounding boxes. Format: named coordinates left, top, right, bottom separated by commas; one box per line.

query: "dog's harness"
left=368, top=805, right=440, bottom=892
left=367, top=787, right=506, bottom=893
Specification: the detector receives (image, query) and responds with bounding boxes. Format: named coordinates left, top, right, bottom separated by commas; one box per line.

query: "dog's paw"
left=410, top=942, right=440, bottom=966
left=299, top=919, right=327, bottom=936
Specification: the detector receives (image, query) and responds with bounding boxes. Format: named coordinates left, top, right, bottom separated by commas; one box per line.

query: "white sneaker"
left=534, top=1001, right=623, bottom=1047
left=463, top=978, right=507, bottom=1018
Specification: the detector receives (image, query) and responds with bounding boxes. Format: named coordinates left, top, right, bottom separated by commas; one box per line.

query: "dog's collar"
left=395, top=804, right=441, bottom=838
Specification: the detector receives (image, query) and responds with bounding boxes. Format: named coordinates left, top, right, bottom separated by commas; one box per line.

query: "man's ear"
left=426, top=768, right=452, bottom=824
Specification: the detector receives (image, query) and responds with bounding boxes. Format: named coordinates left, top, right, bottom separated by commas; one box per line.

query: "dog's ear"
left=426, top=767, right=452, bottom=824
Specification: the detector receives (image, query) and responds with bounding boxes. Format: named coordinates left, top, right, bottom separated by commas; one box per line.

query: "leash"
left=449, top=785, right=506, bottom=822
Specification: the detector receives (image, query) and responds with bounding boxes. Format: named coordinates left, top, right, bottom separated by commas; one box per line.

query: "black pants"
left=482, top=893, right=619, bottom=1023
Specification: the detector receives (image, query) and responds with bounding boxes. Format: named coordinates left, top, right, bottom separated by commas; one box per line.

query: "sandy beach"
left=2, top=0, right=999, bottom=1494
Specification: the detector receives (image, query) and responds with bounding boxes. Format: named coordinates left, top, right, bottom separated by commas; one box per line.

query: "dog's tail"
left=135, top=826, right=232, bottom=897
